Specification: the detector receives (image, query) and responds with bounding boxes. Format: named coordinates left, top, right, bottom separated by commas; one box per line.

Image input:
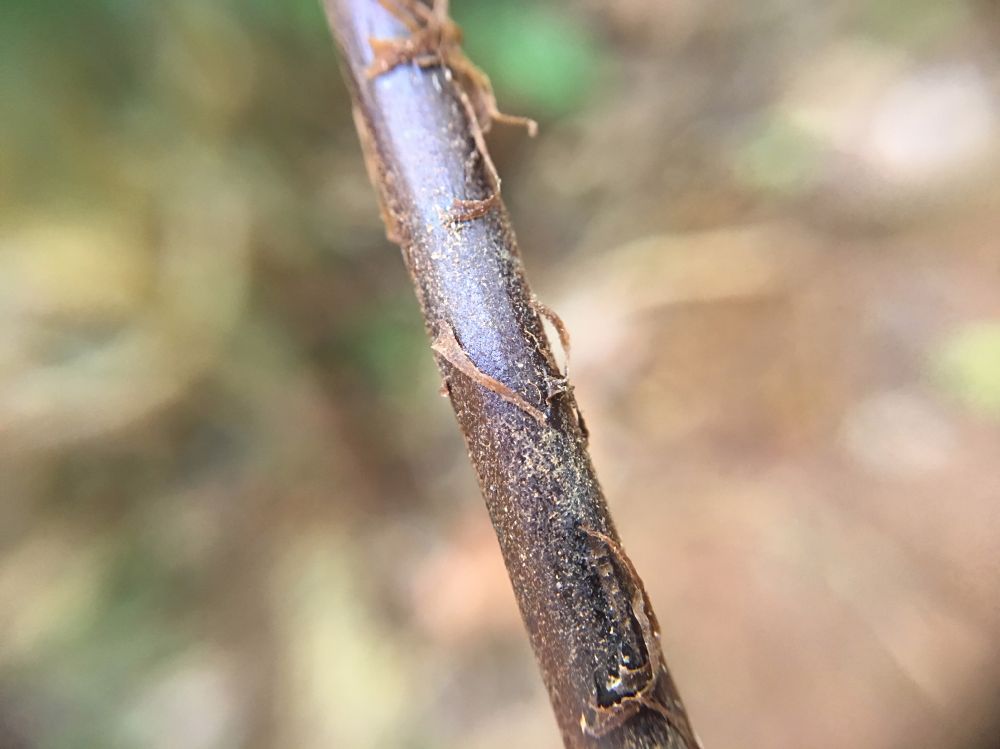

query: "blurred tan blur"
left=2, top=1, right=1000, bottom=747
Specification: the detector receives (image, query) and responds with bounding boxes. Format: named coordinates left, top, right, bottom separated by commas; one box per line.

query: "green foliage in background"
left=857, top=0, right=970, bottom=48
left=326, top=294, right=428, bottom=406
left=933, top=322, right=1000, bottom=419
left=12, top=530, right=191, bottom=749
left=735, top=113, right=823, bottom=195
left=453, top=0, right=604, bottom=117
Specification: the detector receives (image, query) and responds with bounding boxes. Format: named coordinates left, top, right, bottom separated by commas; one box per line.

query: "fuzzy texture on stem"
left=323, top=2, right=701, bottom=747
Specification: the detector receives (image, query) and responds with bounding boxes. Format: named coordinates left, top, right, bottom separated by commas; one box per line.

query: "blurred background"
left=2, top=0, right=1000, bottom=747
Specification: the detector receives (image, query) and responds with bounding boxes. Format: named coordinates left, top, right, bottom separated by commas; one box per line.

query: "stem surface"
left=323, top=2, right=700, bottom=746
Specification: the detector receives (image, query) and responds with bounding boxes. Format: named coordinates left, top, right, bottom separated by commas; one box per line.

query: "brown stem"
left=322, top=2, right=701, bottom=747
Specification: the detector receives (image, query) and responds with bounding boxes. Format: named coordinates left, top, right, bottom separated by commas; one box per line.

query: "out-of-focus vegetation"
left=2, top=1, right=999, bottom=748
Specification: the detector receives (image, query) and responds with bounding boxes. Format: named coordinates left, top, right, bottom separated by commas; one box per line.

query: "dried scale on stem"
left=323, top=2, right=702, bottom=747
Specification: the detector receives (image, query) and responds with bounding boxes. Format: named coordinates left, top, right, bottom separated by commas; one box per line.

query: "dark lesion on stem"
left=578, top=526, right=702, bottom=747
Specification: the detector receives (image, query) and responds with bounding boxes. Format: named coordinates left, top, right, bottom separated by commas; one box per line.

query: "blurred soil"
left=1, top=1, right=999, bottom=747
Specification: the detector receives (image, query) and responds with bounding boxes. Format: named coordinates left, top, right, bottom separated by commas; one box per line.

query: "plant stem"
left=323, top=2, right=700, bottom=746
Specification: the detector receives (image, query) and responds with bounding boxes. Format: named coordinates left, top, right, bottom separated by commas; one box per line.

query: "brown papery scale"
left=323, top=1, right=702, bottom=746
